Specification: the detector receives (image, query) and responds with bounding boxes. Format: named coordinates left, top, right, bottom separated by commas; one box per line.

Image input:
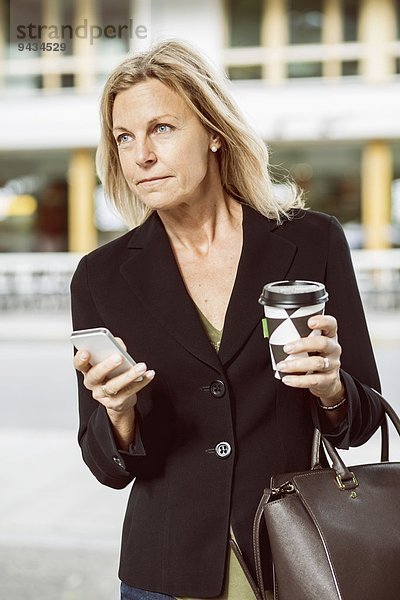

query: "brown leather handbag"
left=252, top=394, right=400, bottom=600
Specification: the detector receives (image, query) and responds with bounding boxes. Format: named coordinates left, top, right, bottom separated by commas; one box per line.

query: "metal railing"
left=351, top=249, right=400, bottom=311
left=0, top=251, right=400, bottom=314
left=0, top=253, right=82, bottom=313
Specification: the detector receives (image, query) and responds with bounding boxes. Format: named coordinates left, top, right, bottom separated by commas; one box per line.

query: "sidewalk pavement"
left=0, top=429, right=130, bottom=600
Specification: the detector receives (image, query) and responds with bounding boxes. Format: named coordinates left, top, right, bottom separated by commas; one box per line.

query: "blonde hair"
left=96, top=39, right=304, bottom=227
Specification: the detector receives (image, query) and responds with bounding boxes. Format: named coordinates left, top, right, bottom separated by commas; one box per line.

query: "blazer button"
left=113, top=455, right=125, bottom=469
left=215, top=442, right=232, bottom=458
left=210, top=380, right=226, bottom=398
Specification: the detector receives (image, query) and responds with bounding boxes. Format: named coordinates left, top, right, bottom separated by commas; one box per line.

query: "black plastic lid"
left=258, top=280, right=328, bottom=308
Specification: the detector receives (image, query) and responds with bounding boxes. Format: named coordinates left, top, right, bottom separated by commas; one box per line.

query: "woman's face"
left=112, top=78, right=219, bottom=212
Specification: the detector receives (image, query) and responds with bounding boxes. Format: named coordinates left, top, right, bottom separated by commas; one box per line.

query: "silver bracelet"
left=318, top=396, right=347, bottom=411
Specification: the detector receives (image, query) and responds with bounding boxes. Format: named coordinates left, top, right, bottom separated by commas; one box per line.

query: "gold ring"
left=101, top=384, right=116, bottom=397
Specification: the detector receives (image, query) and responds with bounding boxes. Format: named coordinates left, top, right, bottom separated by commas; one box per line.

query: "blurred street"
left=1, top=311, right=400, bottom=600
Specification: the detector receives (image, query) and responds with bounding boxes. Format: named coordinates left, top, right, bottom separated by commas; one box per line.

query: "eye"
left=116, top=133, right=133, bottom=145
left=154, top=123, right=172, bottom=134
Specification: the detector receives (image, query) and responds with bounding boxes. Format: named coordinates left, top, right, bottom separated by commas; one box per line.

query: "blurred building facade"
left=1, top=0, right=400, bottom=253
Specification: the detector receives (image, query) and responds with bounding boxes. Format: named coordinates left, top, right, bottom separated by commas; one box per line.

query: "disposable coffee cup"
left=258, top=280, right=329, bottom=379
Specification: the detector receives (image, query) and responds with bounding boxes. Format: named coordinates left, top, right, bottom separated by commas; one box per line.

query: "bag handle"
left=311, top=391, right=400, bottom=475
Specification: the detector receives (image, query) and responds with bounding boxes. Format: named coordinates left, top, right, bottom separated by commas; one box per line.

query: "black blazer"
left=71, top=204, right=383, bottom=597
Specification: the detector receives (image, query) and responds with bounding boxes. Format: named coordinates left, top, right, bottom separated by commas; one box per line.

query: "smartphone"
left=70, top=327, right=143, bottom=380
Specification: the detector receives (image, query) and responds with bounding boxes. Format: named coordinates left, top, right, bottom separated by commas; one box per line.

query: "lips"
left=137, top=176, right=170, bottom=185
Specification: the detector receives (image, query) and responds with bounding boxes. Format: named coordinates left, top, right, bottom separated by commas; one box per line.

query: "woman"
left=71, top=40, right=383, bottom=600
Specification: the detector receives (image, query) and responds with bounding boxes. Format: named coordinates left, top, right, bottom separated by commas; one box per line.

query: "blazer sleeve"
left=313, top=216, right=384, bottom=449
left=71, top=255, right=146, bottom=490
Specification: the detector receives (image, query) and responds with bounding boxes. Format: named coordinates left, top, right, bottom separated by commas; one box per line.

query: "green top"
left=196, top=306, right=223, bottom=353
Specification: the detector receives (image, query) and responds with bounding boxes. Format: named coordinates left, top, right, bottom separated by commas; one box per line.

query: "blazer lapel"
left=120, top=213, right=222, bottom=372
left=218, top=205, right=298, bottom=365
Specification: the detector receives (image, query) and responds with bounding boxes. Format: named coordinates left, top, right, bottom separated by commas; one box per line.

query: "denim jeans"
left=120, top=582, right=176, bottom=600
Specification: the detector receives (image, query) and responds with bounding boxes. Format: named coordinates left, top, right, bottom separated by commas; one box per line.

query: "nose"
left=134, top=138, right=156, bottom=167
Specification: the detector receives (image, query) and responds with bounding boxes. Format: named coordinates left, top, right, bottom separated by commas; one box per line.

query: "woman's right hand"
left=73, top=340, right=155, bottom=449
left=74, top=347, right=154, bottom=413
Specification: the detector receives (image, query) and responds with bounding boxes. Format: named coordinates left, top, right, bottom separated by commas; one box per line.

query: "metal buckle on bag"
left=271, top=482, right=295, bottom=497
left=335, top=471, right=359, bottom=491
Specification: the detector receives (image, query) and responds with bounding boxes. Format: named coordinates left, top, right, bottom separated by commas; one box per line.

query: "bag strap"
left=380, top=414, right=389, bottom=462
left=311, top=391, right=400, bottom=471
left=379, top=393, right=400, bottom=437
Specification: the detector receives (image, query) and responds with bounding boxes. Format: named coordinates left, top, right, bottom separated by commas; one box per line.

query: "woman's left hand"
left=276, top=314, right=345, bottom=406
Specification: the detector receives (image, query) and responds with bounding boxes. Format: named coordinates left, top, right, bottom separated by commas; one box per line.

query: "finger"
left=114, top=337, right=127, bottom=351
left=120, top=368, right=156, bottom=395
left=95, top=369, right=156, bottom=403
left=284, top=335, right=338, bottom=357
left=281, top=371, right=338, bottom=391
left=100, top=362, right=150, bottom=395
left=85, top=353, right=127, bottom=387
left=308, top=314, right=337, bottom=338
left=124, top=368, right=156, bottom=393
left=74, top=350, right=92, bottom=374
left=277, top=354, right=339, bottom=374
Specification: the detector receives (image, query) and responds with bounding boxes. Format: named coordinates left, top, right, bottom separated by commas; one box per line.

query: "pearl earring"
left=210, top=144, right=218, bottom=153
